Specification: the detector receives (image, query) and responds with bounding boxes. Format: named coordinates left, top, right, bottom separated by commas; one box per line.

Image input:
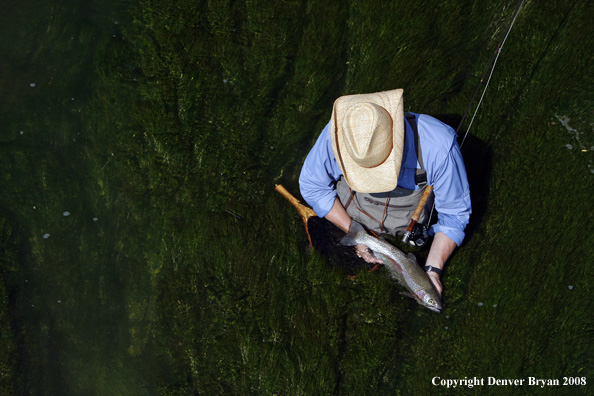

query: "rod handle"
left=411, top=185, right=433, bottom=223
left=405, top=185, right=433, bottom=234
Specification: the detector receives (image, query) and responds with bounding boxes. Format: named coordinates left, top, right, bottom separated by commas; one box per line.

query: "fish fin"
left=340, top=221, right=367, bottom=246
left=407, top=252, right=417, bottom=262
left=399, top=291, right=415, bottom=299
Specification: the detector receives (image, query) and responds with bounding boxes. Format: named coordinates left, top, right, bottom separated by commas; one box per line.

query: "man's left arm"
left=423, top=130, right=472, bottom=295
left=425, top=232, right=457, bottom=296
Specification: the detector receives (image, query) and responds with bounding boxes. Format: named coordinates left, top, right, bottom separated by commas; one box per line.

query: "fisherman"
left=299, top=89, right=471, bottom=296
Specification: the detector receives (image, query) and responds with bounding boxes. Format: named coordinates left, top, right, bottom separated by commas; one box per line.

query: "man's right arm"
left=324, top=197, right=351, bottom=233
left=299, top=122, right=343, bottom=217
left=299, top=122, right=381, bottom=264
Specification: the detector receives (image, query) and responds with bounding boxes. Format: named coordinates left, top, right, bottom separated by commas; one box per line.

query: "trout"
left=341, top=221, right=442, bottom=312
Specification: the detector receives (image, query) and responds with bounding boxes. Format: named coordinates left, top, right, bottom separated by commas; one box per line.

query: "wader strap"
left=344, top=192, right=353, bottom=210
left=405, top=112, right=427, bottom=188
left=348, top=187, right=389, bottom=234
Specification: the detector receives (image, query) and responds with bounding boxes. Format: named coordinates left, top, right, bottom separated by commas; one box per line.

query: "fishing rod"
left=402, top=0, right=526, bottom=246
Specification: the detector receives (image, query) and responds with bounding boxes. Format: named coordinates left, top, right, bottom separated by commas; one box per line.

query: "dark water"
left=0, top=0, right=156, bottom=393
left=1, top=0, right=593, bottom=395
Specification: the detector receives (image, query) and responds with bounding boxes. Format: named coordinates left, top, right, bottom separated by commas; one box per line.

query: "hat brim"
left=330, top=89, right=404, bottom=193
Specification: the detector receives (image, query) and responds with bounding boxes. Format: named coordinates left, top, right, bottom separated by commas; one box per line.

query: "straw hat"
left=330, top=89, right=404, bottom=193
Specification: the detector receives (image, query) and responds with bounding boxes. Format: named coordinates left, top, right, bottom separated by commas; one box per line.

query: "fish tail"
left=340, top=221, right=367, bottom=246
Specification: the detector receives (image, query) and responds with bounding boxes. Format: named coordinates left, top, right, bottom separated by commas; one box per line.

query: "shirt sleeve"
left=426, top=135, right=472, bottom=246
left=299, top=122, right=344, bottom=217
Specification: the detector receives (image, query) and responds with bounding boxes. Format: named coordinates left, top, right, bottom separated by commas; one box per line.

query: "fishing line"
left=425, top=0, right=525, bottom=228
left=458, top=0, right=526, bottom=148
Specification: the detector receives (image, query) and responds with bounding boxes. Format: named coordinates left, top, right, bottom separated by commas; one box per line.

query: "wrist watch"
left=424, top=265, right=442, bottom=277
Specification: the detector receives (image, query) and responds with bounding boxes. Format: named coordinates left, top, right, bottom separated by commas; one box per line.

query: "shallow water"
left=0, top=0, right=156, bottom=393
left=1, top=0, right=593, bottom=395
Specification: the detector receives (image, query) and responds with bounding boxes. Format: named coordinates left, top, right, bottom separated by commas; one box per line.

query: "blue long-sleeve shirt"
left=299, top=113, right=472, bottom=245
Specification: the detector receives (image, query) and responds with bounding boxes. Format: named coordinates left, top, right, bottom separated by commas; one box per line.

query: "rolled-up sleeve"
left=427, top=136, right=472, bottom=245
left=299, top=122, right=343, bottom=217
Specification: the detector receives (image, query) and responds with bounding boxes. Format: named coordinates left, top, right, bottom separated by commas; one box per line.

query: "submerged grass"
left=1, top=0, right=593, bottom=394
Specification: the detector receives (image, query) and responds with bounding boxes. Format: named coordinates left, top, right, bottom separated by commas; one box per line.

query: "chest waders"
left=335, top=113, right=434, bottom=239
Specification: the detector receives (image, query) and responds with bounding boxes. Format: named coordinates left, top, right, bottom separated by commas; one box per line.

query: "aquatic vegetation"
left=0, top=0, right=592, bottom=394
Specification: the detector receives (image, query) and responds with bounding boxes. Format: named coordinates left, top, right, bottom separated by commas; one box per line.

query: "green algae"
left=1, top=0, right=593, bottom=394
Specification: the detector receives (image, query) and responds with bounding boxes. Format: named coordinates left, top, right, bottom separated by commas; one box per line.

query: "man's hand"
left=324, top=198, right=382, bottom=265
left=355, top=244, right=383, bottom=264
left=426, top=271, right=442, bottom=296
left=424, top=232, right=456, bottom=297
